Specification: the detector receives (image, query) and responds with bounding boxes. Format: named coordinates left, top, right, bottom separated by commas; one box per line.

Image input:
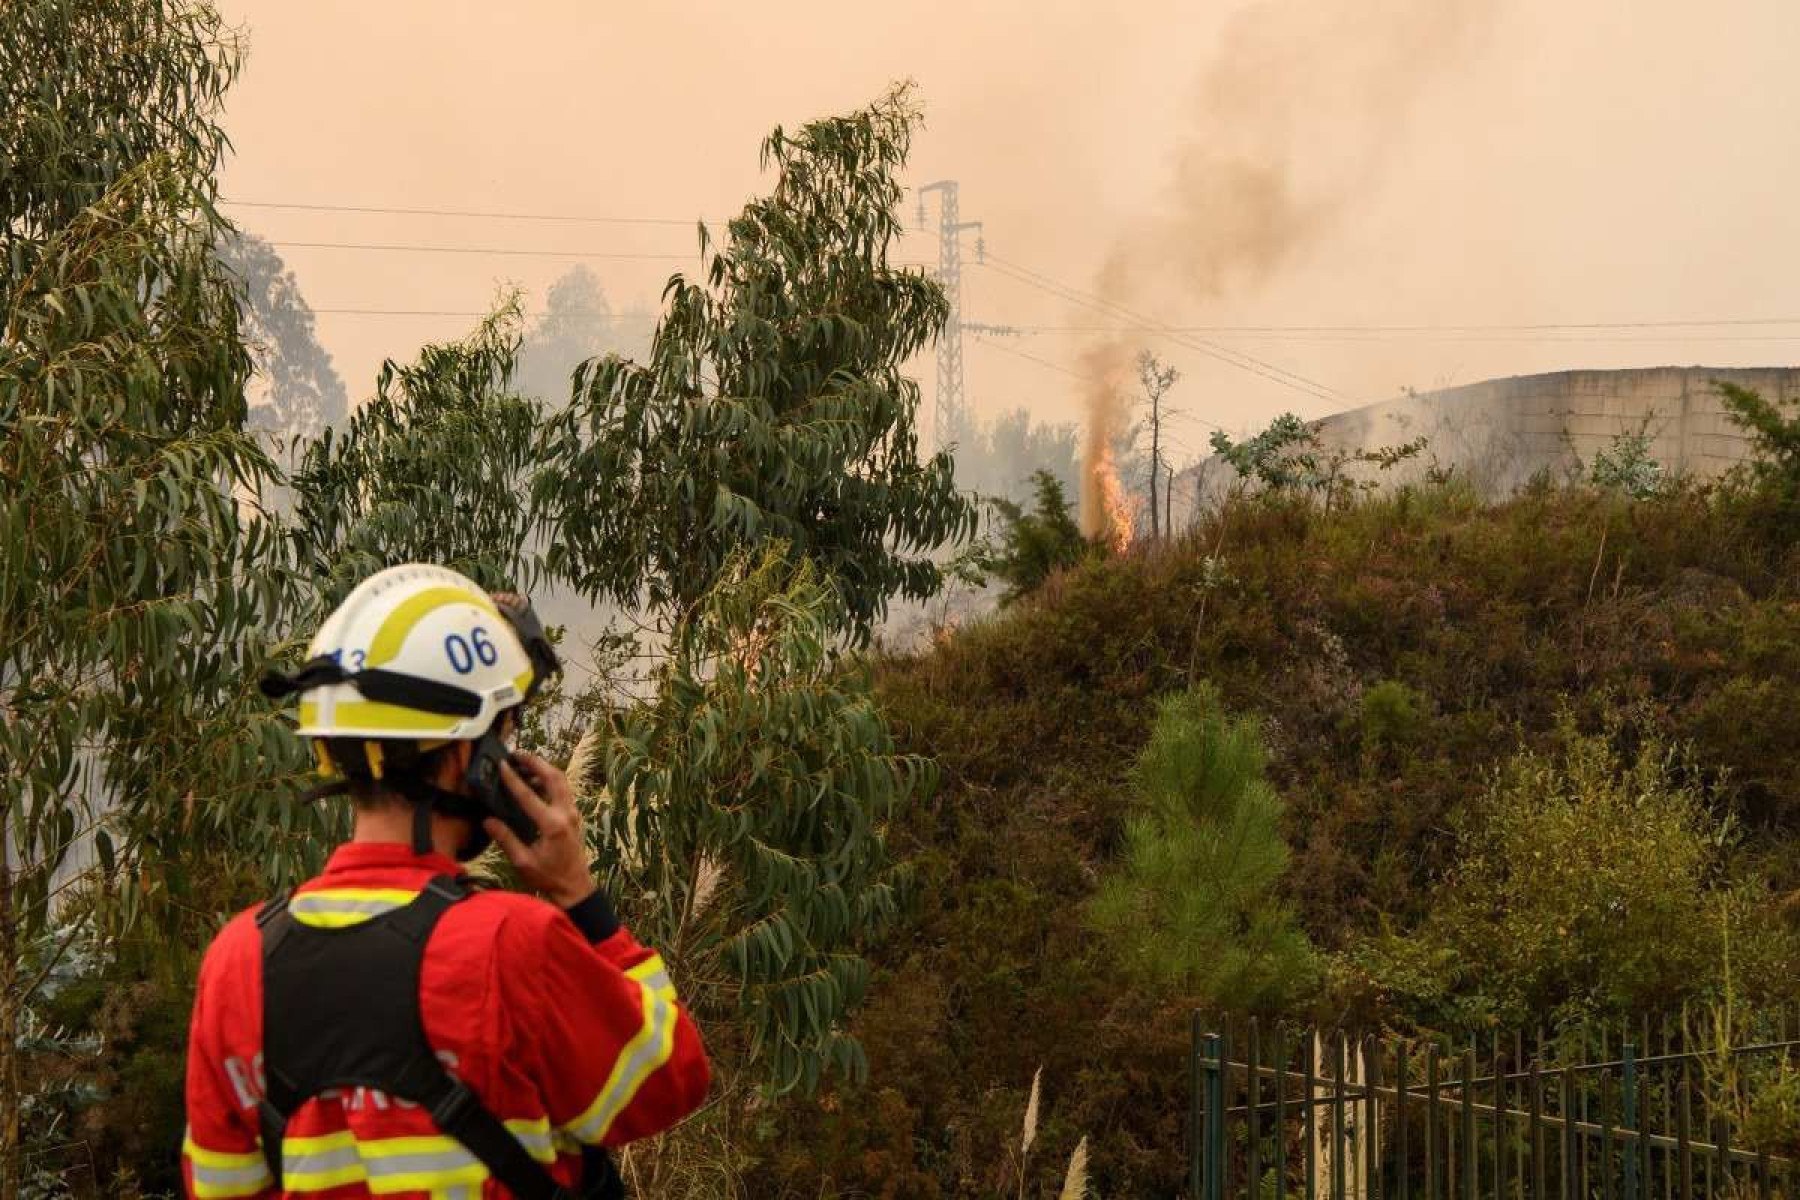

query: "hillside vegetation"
left=756, top=478, right=1800, bottom=1198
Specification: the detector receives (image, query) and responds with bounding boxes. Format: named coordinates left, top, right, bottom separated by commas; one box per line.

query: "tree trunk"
left=1149, top=399, right=1162, bottom=541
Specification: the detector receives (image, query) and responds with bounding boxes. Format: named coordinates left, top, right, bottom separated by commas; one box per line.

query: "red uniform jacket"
left=182, top=843, right=710, bottom=1198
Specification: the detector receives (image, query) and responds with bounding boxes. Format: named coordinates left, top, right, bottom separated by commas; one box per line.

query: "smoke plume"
left=1081, top=0, right=1496, bottom=536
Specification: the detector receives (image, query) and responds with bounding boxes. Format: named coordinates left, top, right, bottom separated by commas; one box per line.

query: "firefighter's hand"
left=486, top=752, right=596, bottom=909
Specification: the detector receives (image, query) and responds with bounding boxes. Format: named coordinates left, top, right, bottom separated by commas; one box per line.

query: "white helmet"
left=273, top=564, right=544, bottom=741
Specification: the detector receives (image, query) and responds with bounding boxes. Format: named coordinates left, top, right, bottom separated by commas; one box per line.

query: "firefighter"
left=182, top=564, right=709, bottom=1199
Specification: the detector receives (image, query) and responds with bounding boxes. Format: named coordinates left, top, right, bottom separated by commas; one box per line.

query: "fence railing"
left=1189, top=1013, right=1800, bottom=1199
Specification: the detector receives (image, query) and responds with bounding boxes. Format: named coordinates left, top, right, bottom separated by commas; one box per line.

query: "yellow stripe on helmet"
left=301, top=699, right=462, bottom=737
left=365, top=585, right=499, bottom=670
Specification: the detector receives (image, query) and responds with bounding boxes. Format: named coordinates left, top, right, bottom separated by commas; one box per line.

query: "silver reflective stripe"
left=632, top=967, right=673, bottom=997
left=362, top=1145, right=482, bottom=1180
left=567, top=985, right=676, bottom=1142
left=512, top=1125, right=555, bottom=1161
left=282, top=1141, right=362, bottom=1176
left=289, top=896, right=407, bottom=917
left=190, top=1159, right=272, bottom=1191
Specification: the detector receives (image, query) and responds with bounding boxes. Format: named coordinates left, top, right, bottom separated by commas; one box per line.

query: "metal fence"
left=1189, top=1014, right=1800, bottom=1199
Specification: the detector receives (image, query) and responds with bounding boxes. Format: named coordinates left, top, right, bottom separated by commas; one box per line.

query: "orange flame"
left=1080, top=341, right=1135, bottom=551
left=1094, top=443, right=1136, bottom=552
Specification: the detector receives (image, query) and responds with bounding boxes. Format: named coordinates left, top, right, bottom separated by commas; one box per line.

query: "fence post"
left=1365, top=1036, right=1382, bottom=1198
left=1562, top=1067, right=1577, bottom=1200
left=1623, top=1043, right=1638, bottom=1200
left=1677, top=1063, right=1693, bottom=1200
left=1335, top=1036, right=1349, bottom=1200
left=1191, top=1013, right=1206, bottom=1200
left=1305, top=1035, right=1318, bottom=1200
left=1213, top=1029, right=1231, bottom=1200
left=1713, top=1113, right=1730, bottom=1199
left=1461, top=1046, right=1476, bottom=1200
left=1529, top=1058, right=1545, bottom=1200
left=1396, top=1039, right=1410, bottom=1200
left=1195, top=1025, right=1227, bottom=1200
left=1275, top=1029, right=1288, bottom=1200
left=1249, top=1019, right=1262, bottom=1199
left=1492, top=1032, right=1507, bottom=1200
left=1426, top=1044, right=1440, bottom=1200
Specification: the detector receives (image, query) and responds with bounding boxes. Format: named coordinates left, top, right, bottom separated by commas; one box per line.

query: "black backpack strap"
left=379, top=873, right=471, bottom=944
left=582, top=1146, right=628, bottom=1200
left=253, top=893, right=293, bottom=1186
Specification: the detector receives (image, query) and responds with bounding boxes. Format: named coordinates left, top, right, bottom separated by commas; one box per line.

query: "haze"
left=217, top=0, right=1800, bottom=460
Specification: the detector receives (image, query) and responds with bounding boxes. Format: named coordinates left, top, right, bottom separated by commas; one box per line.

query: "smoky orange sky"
left=217, top=0, right=1800, bottom=458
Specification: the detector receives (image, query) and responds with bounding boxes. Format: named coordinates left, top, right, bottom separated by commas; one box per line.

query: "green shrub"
left=976, top=469, right=1091, bottom=606
left=1359, top=680, right=1424, bottom=754
left=1343, top=712, right=1799, bottom=1029
left=1088, top=686, right=1318, bottom=1013
left=1718, top=381, right=1800, bottom=517
left=1742, top=1060, right=1800, bottom=1158
left=1587, top=420, right=1667, bottom=498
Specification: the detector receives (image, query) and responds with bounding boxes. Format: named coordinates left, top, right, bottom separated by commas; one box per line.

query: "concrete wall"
left=1181, top=366, right=1800, bottom=520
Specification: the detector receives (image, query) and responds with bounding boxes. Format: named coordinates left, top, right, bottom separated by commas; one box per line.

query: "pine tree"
left=1089, top=687, right=1317, bottom=1013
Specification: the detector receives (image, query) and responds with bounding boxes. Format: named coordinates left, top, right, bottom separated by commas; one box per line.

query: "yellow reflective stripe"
left=504, top=1116, right=557, bottom=1162
left=281, top=1130, right=358, bottom=1156
left=289, top=887, right=422, bottom=929
left=625, top=954, right=678, bottom=1002
left=188, top=1168, right=273, bottom=1199
left=278, top=1120, right=558, bottom=1194
left=282, top=1129, right=360, bottom=1189
left=182, top=1131, right=267, bottom=1170
left=366, top=585, right=498, bottom=668
left=297, top=887, right=420, bottom=905
left=183, top=1129, right=272, bottom=1198
left=289, top=911, right=376, bottom=930
left=562, top=968, right=678, bottom=1144
left=299, top=697, right=460, bottom=735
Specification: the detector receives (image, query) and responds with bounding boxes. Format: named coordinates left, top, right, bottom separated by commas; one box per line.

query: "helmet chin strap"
left=394, top=778, right=492, bottom=862
left=410, top=800, right=434, bottom=857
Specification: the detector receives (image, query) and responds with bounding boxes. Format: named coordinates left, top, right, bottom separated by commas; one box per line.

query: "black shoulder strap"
left=425, top=1079, right=582, bottom=1200
left=253, top=892, right=293, bottom=1189
left=256, top=875, right=586, bottom=1200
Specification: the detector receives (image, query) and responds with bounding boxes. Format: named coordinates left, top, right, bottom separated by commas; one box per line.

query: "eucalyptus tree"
left=285, top=298, right=546, bottom=609
left=0, top=2, right=286, bottom=1190
left=599, top=548, right=929, bottom=1102
left=540, top=83, right=976, bottom=643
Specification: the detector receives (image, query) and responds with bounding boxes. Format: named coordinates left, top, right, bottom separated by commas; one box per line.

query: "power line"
left=968, top=334, right=1086, bottom=380
left=968, top=335, right=1226, bottom=431
left=270, top=240, right=697, bottom=261
left=305, top=304, right=1800, bottom=342
left=308, top=307, right=650, bottom=319
left=1176, top=332, right=1800, bottom=344
left=231, top=199, right=1800, bottom=332
left=309, top=307, right=499, bottom=317
left=961, top=319, right=1800, bottom=337
left=979, top=254, right=1345, bottom=409
left=982, top=254, right=1347, bottom=405
left=272, top=240, right=932, bottom=273
left=228, top=199, right=702, bottom=227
